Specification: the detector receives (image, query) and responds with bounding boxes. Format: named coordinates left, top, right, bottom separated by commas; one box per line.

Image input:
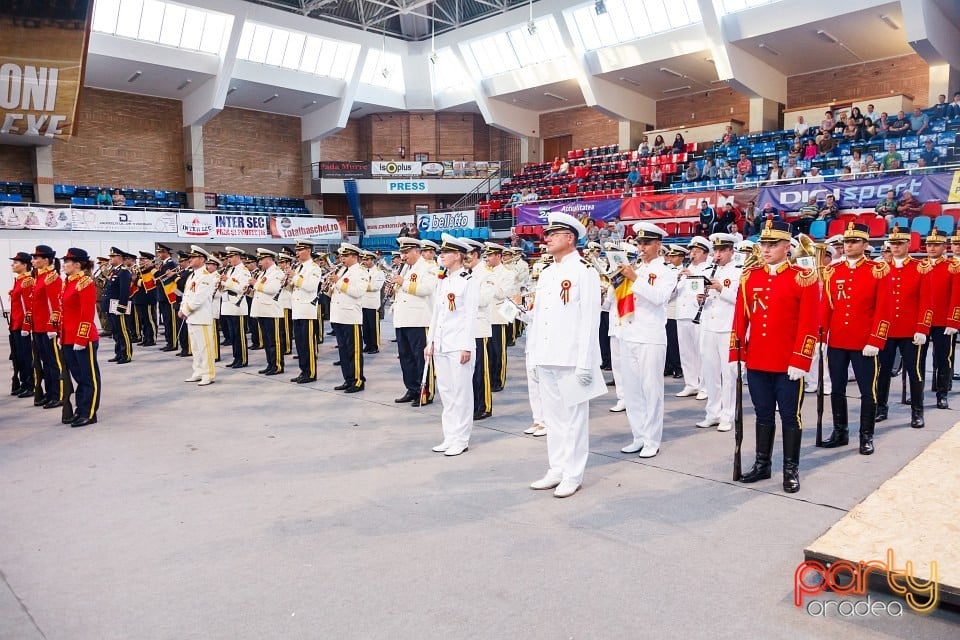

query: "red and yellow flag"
left=140, top=269, right=156, bottom=292
left=611, top=272, right=634, bottom=320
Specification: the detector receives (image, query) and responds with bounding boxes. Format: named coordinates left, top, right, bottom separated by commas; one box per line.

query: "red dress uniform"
left=8, top=273, right=34, bottom=392
left=729, top=262, right=820, bottom=372
left=29, top=266, right=63, bottom=333
left=821, top=257, right=892, bottom=350
left=61, top=273, right=99, bottom=346
left=886, top=257, right=933, bottom=338
left=9, top=273, right=31, bottom=331
left=928, top=257, right=960, bottom=328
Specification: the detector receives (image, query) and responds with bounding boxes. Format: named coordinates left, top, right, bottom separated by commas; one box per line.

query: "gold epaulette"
left=917, top=259, right=933, bottom=275
left=76, top=276, right=91, bottom=291
left=949, top=260, right=960, bottom=275
left=872, top=261, right=890, bottom=278
left=794, top=267, right=818, bottom=287
left=45, top=271, right=59, bottom=285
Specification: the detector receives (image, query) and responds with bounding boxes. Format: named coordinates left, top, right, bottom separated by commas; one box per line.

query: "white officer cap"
left=189, top=245, right=210, bottom=259
left=543, top=212, right=587, bottom=239
left=360, top=250, right=377, bottom=259
left=440, top=233, right=471, bottom=253
left=419, top=239, right=440, bottom=251
left=620, top=241, right=639, bottom=256
left=826, top=234, right=844, bottom=247
left=603, top=241, right=619, bottom=251
left=397, top=237, right=422, bottom=250
left=256, top=248, right=276, bottom=259
left=666, top=244, right=689, bottom=257
left=633, top=222, right=667, bottom=240
left=687, top=236, right=711, bottom=252
left=483, top=241, right=506, bottom=254
left=224, top=246, right=244, bottom=257
left=709, top=233, right=738, bottom=248
left=587, top=241, right=602, bottom=251
left=463, top=238, right=484, bottom=253
left=205, top=254, right=222, bottom=267
left=735, top=239, right=756, bottom=252
left=337, top=243, right=361, bottom=256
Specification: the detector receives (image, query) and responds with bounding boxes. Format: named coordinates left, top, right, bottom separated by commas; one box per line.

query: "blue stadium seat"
left=934, top=214, right=954, bottom=234
left=889, top=216, right=909, bottom=230
left=809, top=219, right=827, bottom=240
left=910, top=216, right=931, bottom=237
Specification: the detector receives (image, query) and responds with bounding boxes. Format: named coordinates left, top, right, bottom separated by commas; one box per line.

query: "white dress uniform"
left=674, top=249, right=713, bottom=396
left=290, top=258, right=323, bottom=379
left=219, top=260, right=250, bottom=367
left=180, top=263, right=219, bottom=384
left=605, top=246, right=638, bottom=411
left=697, top=238, right=742, bottom=431
left=251, top=261, right=286, bottom=372
left=487, top=259, right=518, bottom=388
left=471, top=259, right=497, bottom=417
left=617, top=230, right=675, bottom=456
left=528, top=223, right=601, bottom=492
left=428, top=244, right=479, bottom=454
left=330, top=259, right=370, bottom=389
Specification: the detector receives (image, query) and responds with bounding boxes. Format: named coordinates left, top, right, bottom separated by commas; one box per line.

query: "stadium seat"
left=826, top=219, right=847, bottom=238
left=888, top=216, right=909, bottom=231
left=868, top=217, right=887, bottom=238
left=678, top=221, right=695, bottom=237
left=933, top=214, right=954, bottom=235
left=809, top=219, right=827, bottom=240
left=922, top=201, right=943, bottom=218
left=664, top=222, right=680, bottom=236
left=910, top=216, right=932, bottom=237
left=909, top=231, right=921, bottom=253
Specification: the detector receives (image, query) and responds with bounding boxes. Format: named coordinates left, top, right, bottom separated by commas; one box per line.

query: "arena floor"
left=1, top=322, right=958, bottom=639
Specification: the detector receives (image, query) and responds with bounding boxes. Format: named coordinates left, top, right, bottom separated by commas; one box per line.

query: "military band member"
left=26, top=245, right=64, bottom=408
left=923, top=229, right=960, bottom=409
left=242, top=254, right=263, bottom=350
left=154, top=245, right=178, bottom=350
left=250, top=248, right=286, bottom=375
left=616, top=223, right=675, bottom=459
left=484, top=242, right=518, bottom=392
left=604, top=241, right=637, bottom=413
left=420, top=240, right=440, bottom=270
left=732, top=221, right=819, bottom=493
left=179, top=246, right=218, bottom=386
left=290, top=240, right=323, bottom=383
left=9, top=251, right=35, bottom=397
left=360, top=250, right=385, bottom=354
left=103, top=247, right=133, bottom=364
left=329, top=243, right=369, bottom=393
left=60, top=248, right=101, bottom=426
left=521, top=253, right=552, bottom=437
left=120, top=252, right=143, bottom=343
left=175, top=251, right=192, bottom=358
left=527, top=212, right=601, bottom=498
left=276, top=251, right=294, bottom=356
left=205, top=255, right=223, bottom=362
left=132, top=251, right=159, bottom=347
left=464, top=239, right=496, bottom=420
left=821, top=222, right=892, bottom=455
left=675, top=236, right=712, bottom=399
left=426, top=234, right=480, bottom=456
left=696, top=233, right=741, bottom=432
left=219, top=247, right=250, bottom=368
left=662, top=245, right=686, bottom=378
left=392, top=238, right=437, bottom=406
left=312, top=251, right=328, bottom=344
left=875, top=225, right=932, bottom=428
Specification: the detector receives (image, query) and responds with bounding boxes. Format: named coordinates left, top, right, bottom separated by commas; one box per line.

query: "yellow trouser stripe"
left=308, top=321, right=316, bottom=378
left=482, top=338, right=491, bottom=411
left=374, top=310, right=380, bottom=348
left=353, top=324, right=362, bottom=387
left=239, top=315, right=247, bottom=363
left=794, top=373, right=804, bottom=431
left=51, top=338, right=64, bottom=401
left=868, top=354, right=879, bottom=403
left=119, top=315, right=132, bottom=357
left=273, top=319, right=281, bottom=369
left=87, top=343, right=99, bottom=419
left=499, top=325, right=507, bottom=386
left=203, top=324, right=215, bottom=379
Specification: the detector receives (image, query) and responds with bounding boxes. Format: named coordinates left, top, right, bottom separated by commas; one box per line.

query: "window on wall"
left=717, top=0, right=783, bottom=13
left=235, top=22, right=359, bottom=80
left=569, top=0, right=702, bottom=51
left=432, top=48, right=470, bottom=93
left=92, top=0, right=231, bottom=54
left=465, top=17, right=566, bottom=78
left=360, top=49, right=405, bottom=92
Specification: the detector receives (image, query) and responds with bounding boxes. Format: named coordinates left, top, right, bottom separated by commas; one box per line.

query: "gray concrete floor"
left=1, top=324, right=958, bottom=640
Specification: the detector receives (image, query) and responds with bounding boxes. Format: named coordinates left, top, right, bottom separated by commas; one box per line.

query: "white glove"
left=913, top=332, right=927, bottom=346
left=73, top=343, right=85, bottom=351
left=945, top=327, right=958, bottom=336
left=528, top=367, right=539, bottom=384
left=862, top=345, right=880, bottom=357
left=46, top=332, right=57, bottom=339
left=575, top=367, right=592, bottom=386
left=20, top=330, right=29, bottom=337
left=787, top=366, right=806, bottom=381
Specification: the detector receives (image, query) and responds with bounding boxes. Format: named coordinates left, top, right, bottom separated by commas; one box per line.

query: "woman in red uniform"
left=8, top=251, right=35, bottom=397
left=27, top=245, right=64, bottom=409
left=61, top=248, right=101, bottom=427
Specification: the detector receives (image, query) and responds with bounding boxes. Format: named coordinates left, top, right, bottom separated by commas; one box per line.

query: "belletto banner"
left=177, top=213, right=270, bottom=239
left=0, top=2, right=93, bottom=139
left=269, top=216, right=343, bottom=241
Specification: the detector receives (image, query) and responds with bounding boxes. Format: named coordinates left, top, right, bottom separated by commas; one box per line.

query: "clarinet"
left=692, top=262, right=720, bottom=325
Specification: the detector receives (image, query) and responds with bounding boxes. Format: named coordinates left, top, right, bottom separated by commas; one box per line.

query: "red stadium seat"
left=664, top=222, right=680, bottom=236
left=826, top=219, right=846, bottom=238
left=909, top=231, right=921, bottom=253
left=921, top=201, right=942, bottom=218
left=867, top=216, right=886, bottom=237
left=678, top=221, right=696, bottom=236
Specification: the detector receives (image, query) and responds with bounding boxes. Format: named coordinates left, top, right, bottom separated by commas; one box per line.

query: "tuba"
left=742, top=244, right=764, bottom=270
left=792, top=233, right=828, bottom=277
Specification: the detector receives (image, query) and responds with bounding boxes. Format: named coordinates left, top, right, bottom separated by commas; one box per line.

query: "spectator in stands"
left=684, top=161, right=700, bottom=183
left=548, top=156, right=562, bottom=177
left=509, top=190, right=523, bottom=206
left=652, top=135, right=667, bottom=155
left=672, top=133, right=686, bottom=154
left=649, top=165, right=664, bottom=190
left=510, top=232, right=534, bottom=254
left=736, top=151, right=752, bottom=178
left=408, top=223, right=420, bottom=239
left=111, top=190, right=126, bottom=207
left=912, top=158, right=930, bottom=175
left=881, top=143, right=904, bottom=171
left=759, top=203, right=783, bottom=226
left=762, top=160, right=784, bottom=186
left=787, top=138, right=802, bottom=163
left=803, top=138, right=818, bottom=160
left=910, top=107, right=930, bottom=136
left=720, top=125, right=738, bottom=149
left=864, top=104, right=877, bottom=121
left=897, top=192, right=922, bottom=220
left=95, top=189, right=112, bottom=207
left=597, top=220, right=612, bottom=244
left=871, top=112, right=891, bottom=140
left=742, top=201, right=757, bottom=236
left=863, top=117, right=876, bottom=139
left=625, top=164, right=640, bottom=190
left=794, top=115, right=809, bottom=137
left=841, top=117, right=860, bottom=142
left=572, top=162, right=591, bottom=183
left=805, top=166, right=824, bottom=183
left=714, top=202, right=737, bottom=234
left=783, top=158, right=803, bottom=183
left=888, top=110, right=911, bottom=137
left=611, top=216, right=625, bottom=241
left=875, top=191, right=898, bottom=223
left=817, top=195, right=839, bottom=223
left=638, top=136, right=651, bottom=157
left=556, top=158, right=570, bottom=177
left=850, top=107, right=867, bottom=139
left=919, top=138, right=941, bottom=169
left=862, top=153, right=880, bottom=177
left=701, top=158, right=718, bottom=181
left=948, top=92, right=960, bottom=119
left=697, top=200, right=715, bottom=237
left=521, top=188, right=538, bottom=203
left=816, top=131, right=836, bottom=157
left=838, top=166, right=856, bottom=181
left=398, top=222, right=411, bottom=238
left=585, top=218, right=599, bottom=243
left=931, top=94, right=949, bottom=119
left=795, top=196, right=820, bottom=235
left=820, top=110, right=836, bottom=133
left=718, top=159, right=735, bottom=181
left=846, top=149, right=865, bottom=176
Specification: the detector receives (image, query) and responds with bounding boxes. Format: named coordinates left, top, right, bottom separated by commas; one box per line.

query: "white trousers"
left=700, top=330, right=735, bottom=424
left=610, top=335, right=624, bottom=401
left=803, top=343, right=831, bottom=389
left=435, top=350, right=475, bottom=448
left=621, top=341, right=667, bottom=447
left=537, top=365, right=590, bottom=485
left=525, top=352, right=544, bottom=425
left=677, top=319, right=702, bottom=389
left=188, top=323, right=216, bottom=382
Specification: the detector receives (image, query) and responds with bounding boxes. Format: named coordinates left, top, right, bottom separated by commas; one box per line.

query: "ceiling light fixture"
left=595, top=0, right=607, bottom=15
left=429, top=3, right=437, bottom=65
left=176, top=79, right=192, bottom=91
left=619, top=77, right=643, bottom=87
left=659, top=67, right=683, bottom=78
left=758, top=42, right=781, bottom=56
left=879, top=14, right=900, bottom=30
left=526, top=0, right=536, bottom=35
left=262, top=94, right=279, bottom=104
left=127, top=70, right=142, bottom=83
left=817, top=29, right=839, bottom=44
left=663, top=85, right=692, bottom=94
left=543, top=92, right=568, bottom=102
left=303, top=100, right=317, bottom=110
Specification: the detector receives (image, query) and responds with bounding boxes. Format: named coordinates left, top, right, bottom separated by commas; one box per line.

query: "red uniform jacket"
left=822, top=258, right=892, bottom=350
left=730, top=263, right=820, bottom=372
left=8, top=273, right=32, bottom=331
left=61, top=273, right=99, bottom=347
left=886, top=257, right=933, bottom=338
left=929, top=257, right=960, bottom=328
left=27, top=267, right=63, bottom=333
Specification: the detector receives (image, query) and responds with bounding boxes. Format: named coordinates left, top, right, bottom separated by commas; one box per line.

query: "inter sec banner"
left=0, top=2, right=92, bottom=139
left=269, top=215, right=343, bottom=241
left=177, top=213, right=269, bottom=239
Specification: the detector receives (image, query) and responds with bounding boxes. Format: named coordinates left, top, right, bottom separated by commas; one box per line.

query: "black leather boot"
left=821, top=394, right=849, bottom=448
left=874, top=404, right=888, bottom=422
left=936, top=369, right=950, bottom=409
left=782, top=427, right=801, bottom=493
left=739, top=423, right=775, bottom=483
left=910, top=379, right=925, bottom=428
left=875, top=371, right=891, bottom=419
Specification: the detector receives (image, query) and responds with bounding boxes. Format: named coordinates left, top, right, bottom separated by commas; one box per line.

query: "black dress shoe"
left=62, top=415, right=76, bottom=424
left=332, top=360, right=341, bottom=366
left=491, top=386, right=503, bottom=393
left=290, top=375, right=304, bottom=383
left=264, top=369, right=283, bottom=376
left=395, top=391, right=416, bottom=403
left=333, top=382, right=350, bottom=390
left=411, top=397, right=432, bottom=407
left=116, top=358, right=131, bottom=364
left=672, top=371, right=683, bottom=379
left=71, top=416, right=97, bottom=428
left=474, top=411, right=492, bottom=420
left=296, top=377, right=316, bottom=384
left=258, top=367, right=272, bottom=374
left=17, top=388, right=34, bottom=398
left=232, top=363, right=248, bottom=369
left=343, top=385, right=364, bottom=393
left=11, top=386, right=21, bottom=396
left=108, top=356, right=118, bottom=362
left=141, top=341, right=156, bottom=347
left=249, top=345, right=263, bottom=350
left=43, top=399, right=63, bottom=409
left=34, top=397, right=46, bottom=406
left=365, top=349, right=379, bottom=354
left=176, top=352, right=190, bottom=357
left=161, top=346, right=177, bottom=352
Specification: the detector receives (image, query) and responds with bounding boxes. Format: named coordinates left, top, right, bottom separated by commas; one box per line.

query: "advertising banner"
left=372, top=161, right=422, bottom=176
left=365, top=215, right=416, bottom=236
left=516, top=199, right=625, bottom=225
left=0, top=205, right=72, bottom=229
left=71, top=209, right=177, bottom=233
left=0, top=2, right=92, bottom=140
left=757, top=174, right=924, bottom=212
left=318, top=161, right=371, bottom=179
left=269, top=216, right=343, bottom=241
left=177, top=213, right=269, bottom=239
left=416, top=209, right=476, bottom=233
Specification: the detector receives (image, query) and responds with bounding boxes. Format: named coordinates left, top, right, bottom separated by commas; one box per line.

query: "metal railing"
left=449, top=161, right=509, bottom=211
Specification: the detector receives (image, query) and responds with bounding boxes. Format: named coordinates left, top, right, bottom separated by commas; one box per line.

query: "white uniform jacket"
left=675, top=259, right=714, bottom=320
left=290, top=260, right=323, bottom=320
left=699, top=261, right=741, bottom=333
left=488, top=263, right=518, bottom=325
left=393, top=257, right=436, bottom=328
left=180, top=268, right=218, bottom=325
left=250, top=264, right=285, bottom=318
left=220, top=264, right=250, bottom=316
left=362, top=267, right=386, bottom=310
left=617, top=258, right=675, bottom=345
left=471, top=266, right=496, bottom=339
left=329, top=263, right=369, bottom=325
left=428, top=268, right=479, bottom=354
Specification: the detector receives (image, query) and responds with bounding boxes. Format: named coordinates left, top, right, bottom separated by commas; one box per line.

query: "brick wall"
left=0, top=145, right=34, bottom=182
left=320, top=117, right=366, bottom=161
left=202, top=107, right=302, bottom=197
left=787, top=54, right=930, bottom=109
left=52, top=88, right=184, bottom=190
left=657, top=88, right=750, bottom=130
left=539, top=107, right=619, bottom=150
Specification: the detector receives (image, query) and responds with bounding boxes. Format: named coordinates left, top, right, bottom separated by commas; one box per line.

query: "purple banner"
left=756, top=174, right=927, bottom=213
left=517, top=199, right=623, bottom=225
left=919, top=171, right=959, bottom=203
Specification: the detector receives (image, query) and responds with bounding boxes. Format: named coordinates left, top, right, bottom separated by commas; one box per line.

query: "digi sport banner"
left=0, top=2, right=93, bottom=140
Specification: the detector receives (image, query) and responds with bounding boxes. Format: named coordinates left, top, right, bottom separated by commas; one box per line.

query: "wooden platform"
left=804, top=422, right=960, bottom=611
